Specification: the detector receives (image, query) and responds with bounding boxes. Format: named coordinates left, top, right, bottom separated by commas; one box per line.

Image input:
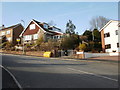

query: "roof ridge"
left=0, top=23, right=21, bottom=30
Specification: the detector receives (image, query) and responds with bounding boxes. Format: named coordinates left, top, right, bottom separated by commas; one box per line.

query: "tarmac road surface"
left=1, top=54, right=119, bottom=89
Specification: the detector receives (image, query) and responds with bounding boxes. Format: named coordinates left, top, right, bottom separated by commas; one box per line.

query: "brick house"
left=100, top=20, right=120, bottom=54
left=20, top=19, right=63, bottom=44
left=0, top=23, right=24, bottom=45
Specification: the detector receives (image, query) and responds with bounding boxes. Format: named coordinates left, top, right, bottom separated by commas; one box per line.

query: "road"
left=1, top=54, right=119, bottom=89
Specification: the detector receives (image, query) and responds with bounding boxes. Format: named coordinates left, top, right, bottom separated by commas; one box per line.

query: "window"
left=43, top=24, right=48, bottom=29
left=112, top=50, right=116, bottom=52
left=33, top=34, right=38, bottom=40
left=117, top=43, right=119, bottom=48
left=52, top=28, right=56, bottom=31
left=56, top=36, right=58, bottom=39
left=105, top=44, right=111, bottom=49
left=30, top=24, right=35, bottom=30
left=6, top=30, right=10, bottom=34
left=104, top=32, right=110, bottom=38
left=24, top=35, right=32, bottom=41
left=53, top=36, right=58, bottom=39
left=115, top=30, right=118, bottom=35
left=1, top=32, right=5, bottom=35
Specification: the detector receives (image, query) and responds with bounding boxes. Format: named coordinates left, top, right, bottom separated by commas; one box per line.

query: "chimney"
left=2, top=24, right=5, bottom=29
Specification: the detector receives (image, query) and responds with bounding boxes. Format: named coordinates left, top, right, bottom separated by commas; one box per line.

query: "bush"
left=79, top=43, right=87, bottom=51
left=60, top=34, right=80, bottom=50
left=38, top=39, right=59, bottom=51
left=4, top=42, right=13, bottom=50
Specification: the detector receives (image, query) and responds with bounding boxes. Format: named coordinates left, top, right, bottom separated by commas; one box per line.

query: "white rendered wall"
left=104, top=21, right=120, bottom=53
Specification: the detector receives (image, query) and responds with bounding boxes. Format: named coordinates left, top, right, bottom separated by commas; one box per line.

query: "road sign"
left=16, top=38, right=20, bottom=42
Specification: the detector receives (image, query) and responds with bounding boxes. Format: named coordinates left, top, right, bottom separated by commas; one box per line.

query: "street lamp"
left=21, top=20, right=25, bottom=55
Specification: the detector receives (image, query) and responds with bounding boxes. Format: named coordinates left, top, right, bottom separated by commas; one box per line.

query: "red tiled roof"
left=22, top=19, right=63, bottom=36
left=0, top=24, right=21, bottom=31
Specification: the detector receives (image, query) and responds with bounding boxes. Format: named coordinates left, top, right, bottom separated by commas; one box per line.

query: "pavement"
left=59, top=55, right=119, bottom=63
left=1, top=54, right=119, bottom=89
left=88, top=56, right=119, bottom=61
left=1, top=52, right=119, bottom=63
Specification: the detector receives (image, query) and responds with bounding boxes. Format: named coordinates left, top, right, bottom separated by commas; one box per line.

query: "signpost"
left=16, top=38, right=20, bottom=45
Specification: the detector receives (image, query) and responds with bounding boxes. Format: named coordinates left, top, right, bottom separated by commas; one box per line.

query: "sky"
left=1, top=2, right=118, bottom=35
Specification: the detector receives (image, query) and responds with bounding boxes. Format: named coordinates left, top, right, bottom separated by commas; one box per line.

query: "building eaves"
left=100, top=20, right=119, bottom=32
left=0, top=23, right=21, bottom=31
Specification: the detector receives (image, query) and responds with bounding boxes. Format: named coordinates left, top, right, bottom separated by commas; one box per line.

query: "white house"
left=100, top=20, right=120, bottom=55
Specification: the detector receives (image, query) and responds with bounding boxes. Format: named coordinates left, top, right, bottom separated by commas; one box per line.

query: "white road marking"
left=0, top=65, right=23, bottom=90
left=67, top=67, right=118, bottom=82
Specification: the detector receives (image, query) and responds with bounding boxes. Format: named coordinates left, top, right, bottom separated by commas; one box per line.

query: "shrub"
left=79, top=43, right=87, bottom=51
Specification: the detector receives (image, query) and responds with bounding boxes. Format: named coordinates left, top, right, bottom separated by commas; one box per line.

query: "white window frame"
left=24, top=35, right=32, bottom=41
left=1, top=32, right=5, bottom=35
left=6, top=30, right=10, bottom=34
left=30, top=24, right=35, bottom=30
left=33, top=34, right=38, bottom=40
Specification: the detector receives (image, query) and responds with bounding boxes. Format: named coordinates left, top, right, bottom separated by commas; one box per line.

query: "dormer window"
left=43, top=24, right=48, bottom=29
left=30, top=24, right=35, bottom=30
left=53, top=27, right=56, bottom=31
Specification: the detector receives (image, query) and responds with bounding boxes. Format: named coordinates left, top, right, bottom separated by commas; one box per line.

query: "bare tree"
left=90, top=16, right=110, bottom=30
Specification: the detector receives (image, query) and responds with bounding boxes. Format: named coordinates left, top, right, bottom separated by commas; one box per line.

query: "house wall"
left=23, top=21, right=46, bottom=43
left=103, top=21, right=120, bottom=53
left=22, top=20, right=63, bottom=43
left=0, top=24, right=24, bottom=45
left=23, top=21, right=40, bottom=35
left=101, top=29, right=105, bottom=52
left=13, top=24, right=24, bottom=45
left=37, top=27, right=45, bottom=40
left=0, top=29, right=13, bottom=42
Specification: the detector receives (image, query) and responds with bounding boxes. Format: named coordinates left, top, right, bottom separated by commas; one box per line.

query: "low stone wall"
left=25, top=51, right=44, bottom=57
left=72, top=54, right=85, bottom=59
left=84, top=52, right=109, bottom=58
left=75, top=51, right=120, bottom=59
left=1, top=50, right=44, bottom=57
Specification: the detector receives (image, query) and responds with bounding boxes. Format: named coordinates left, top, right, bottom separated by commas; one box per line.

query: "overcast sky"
left=1, top=2, right=118, bottom=34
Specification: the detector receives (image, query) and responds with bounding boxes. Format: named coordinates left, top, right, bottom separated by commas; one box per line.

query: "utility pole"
left=21, top=20, right=25, bottom=55
left=92, top=29, right=94, bottom=41
left=92, top=29, right=95, bottom=50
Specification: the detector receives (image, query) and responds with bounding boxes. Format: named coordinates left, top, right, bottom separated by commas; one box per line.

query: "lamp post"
left=21, top=20, right=25, bottom=55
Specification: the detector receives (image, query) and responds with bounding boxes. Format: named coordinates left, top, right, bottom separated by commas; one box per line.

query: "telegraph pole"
left=21, top=20, right=25, bottom=55
left=92, top=30, right=94, bottom=41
